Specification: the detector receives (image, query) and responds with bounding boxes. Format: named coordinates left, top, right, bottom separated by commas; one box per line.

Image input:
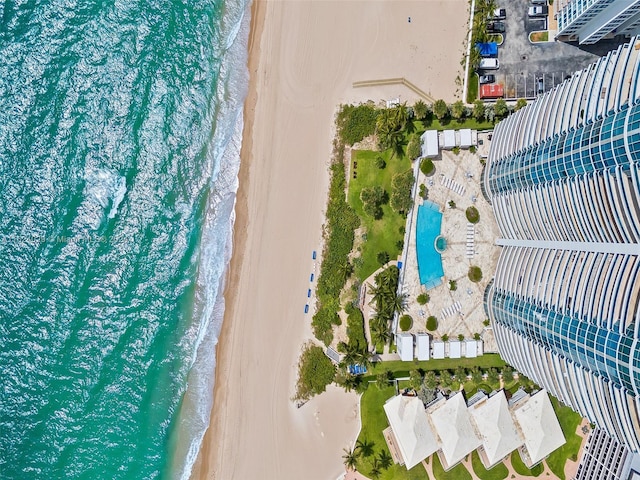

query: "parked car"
left=487, top=21, right=505, bottom=33
left=528, top=5, right=548, bottom=16
left=490, top=8, right=506, bottom=20
left=536, top=77, right=544, bottom=94
left=479, top=58, right=499, bottom=70
left=479, top=74, right=496, bottom=84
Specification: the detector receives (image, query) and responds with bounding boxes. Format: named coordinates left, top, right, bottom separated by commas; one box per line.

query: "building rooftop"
left=469, top=391, right=524, bottom=468
left=383, top=395, right=439, bottom=469
left=429, top=392, right=482, bottom=469
left=513, top=390, right=566, bottom=466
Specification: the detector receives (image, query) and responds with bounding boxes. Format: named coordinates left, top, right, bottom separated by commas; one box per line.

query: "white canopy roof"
left=469, top=392, right=524, bottom=468
left=416, top=333, right=430, bottom=361
left=420, top=129, right=439, bottom=158
left=397, top=333, right=414, bottom=361
left=429, top=393, right=482, bottom=468
left=513, top=390, right=566, bottom=466
left=384, top=395, right=439, bottom=469
left=442, top=130, right=456, bottom=148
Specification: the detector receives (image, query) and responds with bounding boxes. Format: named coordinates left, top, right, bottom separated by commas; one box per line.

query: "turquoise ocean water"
left=0, top=0, right=250, bottom=478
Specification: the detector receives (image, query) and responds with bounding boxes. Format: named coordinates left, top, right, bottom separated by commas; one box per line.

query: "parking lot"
left=481, top=1, right=627, bottom=99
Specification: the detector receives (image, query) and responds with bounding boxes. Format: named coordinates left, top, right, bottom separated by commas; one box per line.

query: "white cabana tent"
left=459, top=129, right=473, bottom=148
left=420, top=130, right=439, bottom=158
left=432, top=340, right=445, bottom=359
left=449, top=340, right=461, bottom=358
left=416, top=333, right=430, bottom=360
left=397, top=333, right=414, bottom=361
left=441, top=130, right=456, bottom=149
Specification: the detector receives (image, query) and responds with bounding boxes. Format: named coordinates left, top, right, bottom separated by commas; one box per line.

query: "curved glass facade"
left=485, top=37, right=640, bottom=452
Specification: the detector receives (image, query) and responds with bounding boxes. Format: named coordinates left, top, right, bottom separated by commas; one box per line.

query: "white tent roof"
left=384, top=395, right=439, bottom=469
left=465, top=339, right=478, bottom=358
left=397, top=333, right=414, bottom=361
left=449, top=340, right=461, bottom=358
left=469, top=392, right=524, bottom=468
left=429, top=393, right=482, bottom=468
left=459, top=129, right=473, bottom=148
left=513, top=390, right=566, bottom=466
left=432, top=340, right=445, bottom=359
left=442, top=130, right=456, bottom=148
left=416, top=333, right=430, bottom=360
left=420, top=129, right=439, bottom=158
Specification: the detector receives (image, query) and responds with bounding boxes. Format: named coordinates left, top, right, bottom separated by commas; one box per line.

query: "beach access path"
left=191, top=1, right=469, bottom=479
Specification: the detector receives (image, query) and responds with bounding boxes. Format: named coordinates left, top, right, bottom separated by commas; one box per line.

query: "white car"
left=528, top=5, right=548, bottom=16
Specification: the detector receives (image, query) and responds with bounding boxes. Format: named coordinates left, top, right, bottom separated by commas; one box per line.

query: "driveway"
left=488, top=1, right=627, bottom=99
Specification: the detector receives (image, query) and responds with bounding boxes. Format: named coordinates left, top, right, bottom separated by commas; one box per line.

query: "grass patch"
left=510, top=451, right=543, bottom=477
left=417, top=117, right=494, bottom=131
left=467, top=72, right=479, bottom=103
left=366, top=354, right=506, bottom=380
left=348, top=149, right=410, bottom=280
left=432, top=453, right=472, bottom=480
left=529, top=31, right=549, bottom=42
left=356, top=386, right=430, bottom=480
left=471, top=450, right=508, bottom=480
left=546, top=396, right=584, bottom=479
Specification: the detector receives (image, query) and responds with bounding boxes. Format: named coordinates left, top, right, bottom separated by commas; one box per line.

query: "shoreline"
left=191, top=2, right=469, bottom=478
left=188, top=0, right=264, bottom=477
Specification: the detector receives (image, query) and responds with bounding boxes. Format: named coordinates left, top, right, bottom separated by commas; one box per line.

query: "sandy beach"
left=190, top=1, right=469, bottom=479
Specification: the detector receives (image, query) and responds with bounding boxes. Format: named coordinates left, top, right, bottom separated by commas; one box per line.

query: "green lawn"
left=546, top=396, right=584, bottom=479
left=348, top=149, right=411, bottom=280
left=355, top=386, right=430, bottom=480
left=510, top=451, right=543, bottom=477
left=365, top=354, right=506, bottom=380
left=431, top=453, right=472, bottom=480
left=471, top=450, right=508, bottom=480
left=417, top=117, right=494, bottom=131
left=467, top=72, right=479, bottom=103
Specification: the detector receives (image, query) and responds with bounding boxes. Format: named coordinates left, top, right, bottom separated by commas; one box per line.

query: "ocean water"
left=0, top=0, right=250, bottom=478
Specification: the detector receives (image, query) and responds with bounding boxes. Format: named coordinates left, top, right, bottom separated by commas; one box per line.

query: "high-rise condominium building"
left=483, top=38, right=640, bottom=451
left=556, top=0, right=640, bottom=45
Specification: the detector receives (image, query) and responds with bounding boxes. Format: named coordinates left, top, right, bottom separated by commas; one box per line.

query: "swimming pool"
left=416, top=201, right=444, bottom=289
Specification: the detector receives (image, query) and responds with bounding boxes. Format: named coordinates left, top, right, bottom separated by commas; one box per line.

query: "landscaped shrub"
left=346, top=307, right=367, bottom=351
left=448, top=200, right=456, bottom=209
left=294, top=343, right=336, bottom=401
left=426, top=316, right=438, bottom=331
left=375, top=156, right=386, bottom=169
left=390, top=169, right=414, bottom=215
left=419, top=183, right=428, bottom=199
left=399, top=315, right=413, bottom=331
left=432, top=99, right=449, bottom=120
left=417, top=293, right=430, bottom=305
left=466, top=206, right=480, bottom=223
left=312, top=155, right=360, bottom=345
left=420, top=158, right=435, bottom=176
left=452, top=146, right=460, bottom=155
left=449, top=280, right=457, bottom=291
left=407, top=134, right=422, bottom=160
left=377, top=251, right=389, bottom=265
left=442, top=334, right=449, bottom=342
left=458, top=334, right=465, bottom=341
left=336, top=103, right=378, bottom=145
left=468, top=266, right=483, bottom=283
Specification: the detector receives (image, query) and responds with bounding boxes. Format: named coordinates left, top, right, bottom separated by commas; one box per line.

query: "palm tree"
left=377, top=449, right=393, bottom=470
left=355, top=438, right=375, bottom=458
left=391, top=292, right=408, bottom=314
left=342, top=447, right=359, bottom=470
left=423, top=370, right=438, bottom=389
left=369, top=458, right=382, bottom=479
left=340, top=343, right=358, bottom=367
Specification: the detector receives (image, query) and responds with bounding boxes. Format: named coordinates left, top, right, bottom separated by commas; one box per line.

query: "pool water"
left=416, top=201, right=444, bottom=288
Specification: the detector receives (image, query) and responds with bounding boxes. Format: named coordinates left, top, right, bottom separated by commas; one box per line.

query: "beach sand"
left=190, top=1, right=469, bottom=479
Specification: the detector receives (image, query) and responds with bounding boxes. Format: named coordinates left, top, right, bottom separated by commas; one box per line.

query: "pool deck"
left=397, top=137, right=501, bottom=352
